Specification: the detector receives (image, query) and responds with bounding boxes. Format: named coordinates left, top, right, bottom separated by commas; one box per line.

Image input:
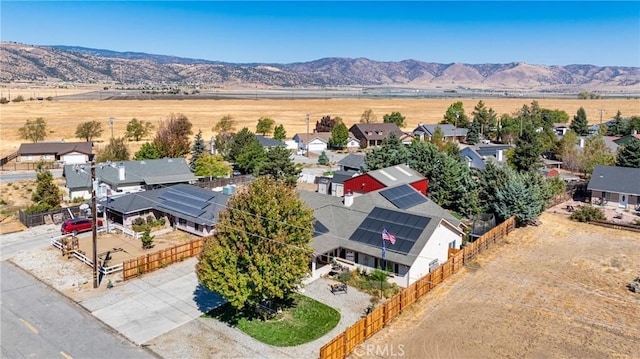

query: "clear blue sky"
left=2, top=1, right=639, bottom=66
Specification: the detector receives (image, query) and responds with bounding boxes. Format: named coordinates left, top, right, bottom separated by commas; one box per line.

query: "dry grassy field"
left=1, top=86, right=639, bottom=156
left=351, top=212, right=640, bottom=359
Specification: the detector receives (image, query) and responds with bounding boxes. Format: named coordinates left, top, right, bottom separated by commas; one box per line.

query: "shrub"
left=157, top=217, right=166, bottom=226
left=24, top=203, right=51, bottom=214
left=0, top=97, right=8, bottom=104
left=146, top=215, right=155, bottom=225
left=45, top=96, right=53, bottom=101
left=132, top=217, right=146, bottom=226
left=0, top=198, right=7, bottom=205
left=12, top=95, right=25, bottom=103
left=570, top=206, right=606, bottom=222
left=337, top=271, right=352, bottom=283
left=140, top=229, right=155, bottom=249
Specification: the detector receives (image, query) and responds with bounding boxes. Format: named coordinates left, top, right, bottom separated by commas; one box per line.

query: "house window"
left=178, top=218, right=187, bottom=226
left=449, top=240, right=457, bottom=249
left=603, top=192, right=611, bottom=200
left=194, top=223, right=200, bottom=231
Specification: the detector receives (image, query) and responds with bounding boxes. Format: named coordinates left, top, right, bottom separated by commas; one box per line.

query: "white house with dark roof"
left=413, top=123, right=468, bottom=142
left=63, top=158, right=198, bottom=200
left=103, top=183, right=230, bottom=237
left=300, top=184, right=464, bottom=287
left=587, top=165, right=640, bottom=209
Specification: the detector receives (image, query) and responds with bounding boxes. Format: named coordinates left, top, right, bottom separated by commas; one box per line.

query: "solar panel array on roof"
left=157, top=186, right=213, bottom=218
left=159, top=201, right=205, bottom=218
left=380, top=184, right=427, bottom=209
left=349, top=207, right=430, bottom=255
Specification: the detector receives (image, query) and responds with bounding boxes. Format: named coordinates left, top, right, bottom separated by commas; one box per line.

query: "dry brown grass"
left=1, top=89, right=639, bottom=156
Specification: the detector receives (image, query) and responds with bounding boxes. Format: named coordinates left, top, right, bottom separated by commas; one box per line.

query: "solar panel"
left=380, top=184, right=427, bottom=209
left=159, top=191, right=207, bottom=210
left=313, top=219, right=330, bottom=237
left=348, top=207, right=430, bottom=255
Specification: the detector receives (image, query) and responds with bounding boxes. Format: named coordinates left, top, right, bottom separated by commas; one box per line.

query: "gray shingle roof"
left=256, top=135, right=285, bottom=147
left=105, top=184, right=230, bottom=225
left=413, top=124, right=468, bottom=138
left=299, top=185, right=461, bottom=266
left=64, top=158, right=197, bottom=190
left=331, top=170, right=357, bottom=185
left=338, top=154, right=365, bottom=171
left=587, top=165, right=640, bottom=195
left=365, top=164, right=424, bottom=187
left=349, top=123, right=404, bottom=141
left=18, top=141, right=93, bottom=156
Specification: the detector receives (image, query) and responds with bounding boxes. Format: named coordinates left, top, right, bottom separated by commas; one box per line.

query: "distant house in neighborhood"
left=293, top=132, right=360, bottom=153
left=344, top=164, right=428, bottom=196
left=63, top=158, right=198, bottom=200
left=338, top=153, right=365, bottom=172
left=104, top=184, right=230, bottom=237
left=613, top=133, right=640, bottom=146
left=349, top=123, right=404, bottom=148
left=412, top=123, right=468, bottom=143
left=553, top=123, right=570, bottom=136
left=17, top=141, right=93, bottom=165
left=255, top=135, right=286, bottom=148
left=576, top=136, right=619, bottom=153
left=587, top=165, right=640, bottom=209
left=300, top=184, right=464, bottom=287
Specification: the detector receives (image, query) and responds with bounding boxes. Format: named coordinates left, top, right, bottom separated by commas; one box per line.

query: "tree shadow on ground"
left=193, top=283, right=226, bottom=314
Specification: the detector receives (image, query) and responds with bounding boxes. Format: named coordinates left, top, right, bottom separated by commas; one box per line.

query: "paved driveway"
left=79, top=257, right=225, bottom=344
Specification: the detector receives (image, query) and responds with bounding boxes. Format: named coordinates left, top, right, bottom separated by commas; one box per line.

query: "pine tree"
left=196, top=176, right=315, bottom=311
left=466, top=120, right=480, bottom=145
left=364, top=132, right=408, bottom=171
left=257, top=146, right=302, bottom=186
left=616, top=138, right=640, bottom=168
left=189, top=130, right=206, bottom=171
left=273, top=124, right=287, bottom=141
left=570, top=107, right=589, bottom=136
left=607, top=111, right=627, bottom=136
left=318, top=151, right=330, bottom=166
left=509, top=127, right=543, bottom=173
left=31, top=165, right=61, bottom=212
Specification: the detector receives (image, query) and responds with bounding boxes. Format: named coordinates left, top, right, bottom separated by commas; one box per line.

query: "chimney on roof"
left=633, top=129, right=638, bottom=135
left=497, top=149, right=504, bottom=162
left=118, top=165, right=125, bottom=181
left=344, top=190, right=354, bottom=207
left=579, top=138, right=585, bottom=148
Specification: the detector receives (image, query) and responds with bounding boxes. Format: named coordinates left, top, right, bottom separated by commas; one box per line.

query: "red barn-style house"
left=344, top=164, right=428, bottom=196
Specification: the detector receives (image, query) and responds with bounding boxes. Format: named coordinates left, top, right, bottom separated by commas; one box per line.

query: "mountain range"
left=2, top=42, right=639, bottom=92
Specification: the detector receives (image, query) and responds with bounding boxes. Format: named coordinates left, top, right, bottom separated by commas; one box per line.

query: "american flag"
left=382, top=228, right=396, bottom=245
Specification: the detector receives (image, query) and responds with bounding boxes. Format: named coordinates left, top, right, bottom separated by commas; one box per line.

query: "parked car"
left=61, top=218, right=103, bottom=235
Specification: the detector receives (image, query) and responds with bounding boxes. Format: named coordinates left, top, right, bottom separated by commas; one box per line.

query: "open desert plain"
left=0, top=87, right=639, bottom=155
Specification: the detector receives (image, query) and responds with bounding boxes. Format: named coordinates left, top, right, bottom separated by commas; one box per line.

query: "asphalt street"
left=0, top=169, right=63, bottom=183
left=0, top=261, right=153, bottom=359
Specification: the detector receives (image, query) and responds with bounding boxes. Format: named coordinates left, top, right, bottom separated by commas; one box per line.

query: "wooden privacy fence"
left=122, top=239, right=203, bottom=281
left=319, top=216, right=516, bottom=359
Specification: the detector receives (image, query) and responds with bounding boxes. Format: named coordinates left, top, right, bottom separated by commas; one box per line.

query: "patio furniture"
left=330, top=283, right=348, bottom=295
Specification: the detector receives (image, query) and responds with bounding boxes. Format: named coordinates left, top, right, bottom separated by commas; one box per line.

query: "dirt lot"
left=1, top=91, right=639, bottom=155
left=350, top=212, right=640, bottom=359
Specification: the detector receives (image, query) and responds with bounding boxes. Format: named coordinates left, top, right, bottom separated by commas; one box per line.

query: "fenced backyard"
left=319, top=216, right=516, bottom=359
left=121, top=239, right=203, bottom=280
left=19, top=205, right=83, bottom=227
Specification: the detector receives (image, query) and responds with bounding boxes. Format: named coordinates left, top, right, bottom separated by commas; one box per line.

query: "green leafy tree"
left=236, top=141, right=267, bottom=175
left=364, top=132, right=408, bottom=171
left=581, top=135, right=615, bottom=177
left=430, top=126, right=445, bottom=150
left=195, top=153, right=232, bottom=177
left=125, top=118, right=154, bottom=141
left=256, top=117, right=275, bottom=136
left=189, top=130, right=207, bottom=171
left=443, top=141, right=460, bottom=157
left=360, top=109, right=377, bottom=123
left=607, top=111, right=627, bottom=136
left=441, top=102, right=469, bottom=129
left=96, top=137, right=130, bottom=162
left=273, top=124, right=287, bottom=141
left=196, top=176, right=315, bottom=310
left=509, top=126, right=543, bottom=172
left=329, top=121, right=349, bottom=149
left=558, top=131, right=581, bottom=173
left=227, top=128, right=258, bottom=163
left=18, top=117, right=47, bottom=143
left=133, top=142, right=163, bottom=160
left=30, top=165, right=61, bottom=212
left=75, top=120, right=103, bottom=142
left=153, top=113, right=193, bottom=158
left=497, top=114, right=519, bottom=144
left=382, top=111, right=406, bottom=128
left=256, top=146, right=302, bottom=186
left=213, top=115, right=237, bottom=157
left=569, top=107, right=589, bottom=136
left=540, top=109, right=569, bottom=129
left=318, top=151, right=330, bottom=166
left=627, top=116, right=640, bottom=135
left=616, top=138, right=640, bottom=168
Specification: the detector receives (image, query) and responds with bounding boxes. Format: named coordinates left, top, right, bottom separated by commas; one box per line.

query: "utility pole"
left=597, top=109, right=606, bottom=126
left=454, top=111, right=459, bottom=142
left=108, top=117, right=114, bottom=139
left=306, top=113, right=310, bottom=157
left=91, top=164, right=98, bottom=289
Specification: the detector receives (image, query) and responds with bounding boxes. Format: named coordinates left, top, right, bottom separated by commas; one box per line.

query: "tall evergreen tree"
left=407, top=140, right=441, bottom=180
left=607, top=110, right=627, bottom=136
left=471, top=100, right=497, bottom=138
left=509, top=127, right=543, bottom=173
left=491, top=170, right=546, bottom=225
left=569, top=107, right=589, bottom=136
left=257, top=146, right=302, bottom=186
left=616, top=138, right=640, bottom=168
left=236, top=141, right=267, bottom=175
left=189, top=130, right=206, bottom=171
left=196, top=176, right=315, bottom=311
left=364, top=132, right=408, bottom=171
left=31, top=165, right=62, bottom=212
left=466, top=120, right=480, bottom=145
left=273, top=124, right=287, bottom=141
left=227, top=128, right=258, bottom=163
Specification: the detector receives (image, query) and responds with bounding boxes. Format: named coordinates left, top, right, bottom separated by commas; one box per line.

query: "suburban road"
left=0, top=169, right=63, bottom=183
left=1, top=261, right=154, bottom=359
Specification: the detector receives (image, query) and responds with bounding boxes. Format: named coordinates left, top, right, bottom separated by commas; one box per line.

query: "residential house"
left=587, top=165, right=640, bottom=209
left=338, top=153, right=365, bottom=172
left=343, top=164, right=428, bottom=196
left=349, top=123, right=404, bottom=148
left=412, top=123, right=468, bottom=143
left=613, top=133, right=640, bottom=146
left=577, top=136, right=619, bottom=154
left=293, top=132, right=360, bottom=153
left=300, top=184, right=464, bottom=287
left=459, top=144, right=513, bottom=170
left=255, top=135, right=286, bottom=148
left=553, top=123, right=570, bottom=136
left=17, top=141, right=93, bottom=165
left=63, top=158, right=198, bottom=200
left=104, top=184, right=230, bottom=237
